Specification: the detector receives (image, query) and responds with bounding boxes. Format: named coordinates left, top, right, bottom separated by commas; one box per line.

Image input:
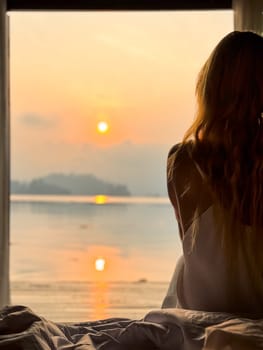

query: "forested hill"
left=11, top=173, right=131, bottom=196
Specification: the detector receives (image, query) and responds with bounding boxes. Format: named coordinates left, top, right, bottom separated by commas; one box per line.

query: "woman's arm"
left=167, top=144, right=184, bottom=240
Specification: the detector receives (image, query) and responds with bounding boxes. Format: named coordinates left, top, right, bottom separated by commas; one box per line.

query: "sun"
left=95, top=258, right=106, bottom=271
left=97, top=121, right=109, bottom=134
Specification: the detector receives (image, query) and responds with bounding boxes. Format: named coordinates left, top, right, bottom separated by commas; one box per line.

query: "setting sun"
left=95, top=258, right=106, bottom=271
left=97, top=121, right=109, bottom=134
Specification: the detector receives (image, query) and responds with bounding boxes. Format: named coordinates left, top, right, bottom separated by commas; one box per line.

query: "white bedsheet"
left=0, top=305, right=263, bottom=349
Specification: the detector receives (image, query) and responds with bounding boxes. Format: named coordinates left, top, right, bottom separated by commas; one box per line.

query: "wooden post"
left=233, top=0, right=263, bottom=35
left=0, top=0, right=10, bottom=308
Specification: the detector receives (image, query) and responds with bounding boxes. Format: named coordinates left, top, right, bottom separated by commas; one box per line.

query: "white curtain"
left=234, top=0, right=263, bottom=35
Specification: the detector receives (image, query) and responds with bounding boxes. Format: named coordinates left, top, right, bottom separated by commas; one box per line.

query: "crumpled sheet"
left=0, top=305, right=263, bottom=350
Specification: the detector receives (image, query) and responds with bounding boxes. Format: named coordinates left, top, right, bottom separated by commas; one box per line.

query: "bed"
left=0, top=305, right=263, bottom=349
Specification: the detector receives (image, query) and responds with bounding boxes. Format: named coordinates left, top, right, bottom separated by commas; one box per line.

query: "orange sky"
left=10, top=11, right=233, bottom=143
left=9, top=11, right=233, bottom=184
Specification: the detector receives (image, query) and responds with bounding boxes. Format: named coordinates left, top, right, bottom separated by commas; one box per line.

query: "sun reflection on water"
left=94, top=195, right=108, bottom=205
left=91, top=281, right=110, bottom=320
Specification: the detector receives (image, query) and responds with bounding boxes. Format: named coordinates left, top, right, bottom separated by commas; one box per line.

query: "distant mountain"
left=11, top=173, right=131, bottom=196
left=11, top=179, right=70, bottom=195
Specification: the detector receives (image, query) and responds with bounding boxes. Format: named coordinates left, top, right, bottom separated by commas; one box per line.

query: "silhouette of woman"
left=163, top=31, right=263, bottom=314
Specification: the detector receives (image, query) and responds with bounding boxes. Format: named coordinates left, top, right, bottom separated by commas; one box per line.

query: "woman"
left=162, top=31, right=263, bottom=314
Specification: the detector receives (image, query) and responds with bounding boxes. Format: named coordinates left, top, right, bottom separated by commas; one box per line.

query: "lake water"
left=10, top=195, right=181, bottom=322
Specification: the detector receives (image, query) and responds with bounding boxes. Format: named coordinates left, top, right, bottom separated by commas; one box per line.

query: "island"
left=11, top=173, right=131, bottom=196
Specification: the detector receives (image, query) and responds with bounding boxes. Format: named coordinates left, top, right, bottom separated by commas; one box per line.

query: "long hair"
left=184, top=31, right=263, bottom=297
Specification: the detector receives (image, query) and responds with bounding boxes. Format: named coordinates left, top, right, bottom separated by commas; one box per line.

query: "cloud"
left=19, top=113, right=58, bottom=128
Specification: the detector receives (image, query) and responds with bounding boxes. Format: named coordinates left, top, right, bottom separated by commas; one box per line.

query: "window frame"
left=7, top=0, right=232, bottom=11
left=1, top=0, right=262, bottom=308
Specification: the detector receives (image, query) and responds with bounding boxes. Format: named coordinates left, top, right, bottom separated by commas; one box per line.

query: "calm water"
left=11, top=281, right=169, bottom=322
left=10, top=195, right=181, bottom=321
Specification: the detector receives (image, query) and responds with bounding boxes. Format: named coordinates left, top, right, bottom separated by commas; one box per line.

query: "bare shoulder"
left=168, top=143, right=181, bottom=158
left=168, top=142, right=193, bottom=167
left=167, top=142, right=195, bottom=193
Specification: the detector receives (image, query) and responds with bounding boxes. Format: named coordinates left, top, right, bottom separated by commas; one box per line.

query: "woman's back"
left=163, top=31, right=263, bottom=314
left=165, top=142, right=263, bottom=313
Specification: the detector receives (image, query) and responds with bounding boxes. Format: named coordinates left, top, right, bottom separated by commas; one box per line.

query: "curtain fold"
left=234, top=0, right=263, bottom=35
